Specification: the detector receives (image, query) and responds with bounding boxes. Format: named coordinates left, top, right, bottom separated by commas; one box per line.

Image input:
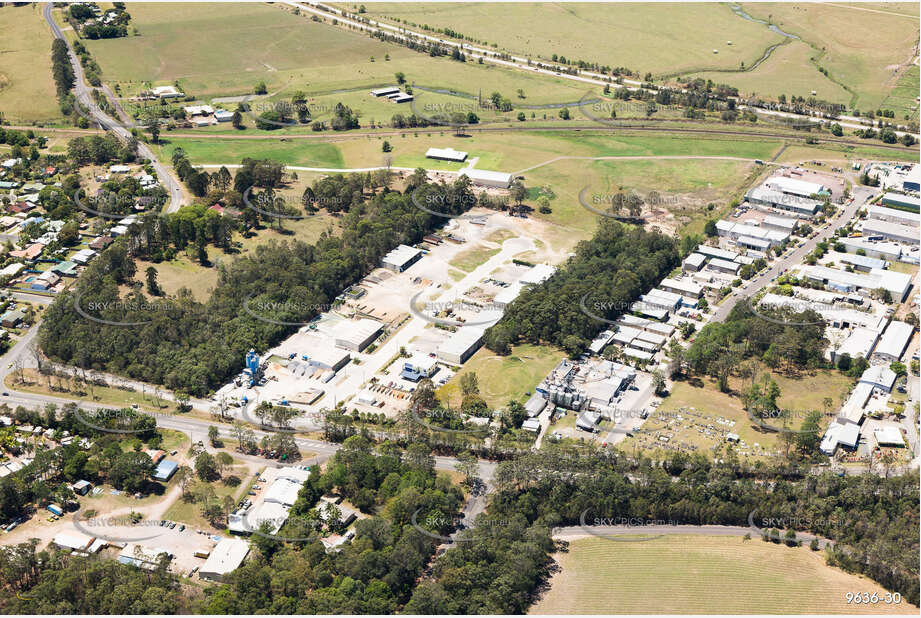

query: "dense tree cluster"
left=485, top=220, right=679, bottom=356
left=0, top=541, right=184, bottom=614
left=50, top=39, right=75, bottom=116
left=66, top=134, right=136, bottom=166
left=683, top=301, right=828, bottom=385
left=200, top=436, right=463, bottom=613
left=476, top=449, right=920, bottom=607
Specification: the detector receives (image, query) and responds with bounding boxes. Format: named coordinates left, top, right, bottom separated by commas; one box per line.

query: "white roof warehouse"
left=459, top=167, right=513, bottom=189
left=333, top=318, right=383, bottom=352
left=436, top=326, right=485, bottom=365
left=425, top=147, right=468, bottom=162
left=801, top=265, right=912, bottom=302
left=200, top=538, right=251, bottom=582
left=872, top=320, right=914, bottom=363
left=381, top=244, right=423, bottom=272
left=765, top=176, right=826, bottom=197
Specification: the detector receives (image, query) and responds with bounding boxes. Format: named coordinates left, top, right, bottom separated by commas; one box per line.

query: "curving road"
left=42, top=4, right=183, bottom=213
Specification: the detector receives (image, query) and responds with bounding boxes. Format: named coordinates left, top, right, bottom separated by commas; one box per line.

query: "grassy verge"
left=437, top=343, right=564, bottom=408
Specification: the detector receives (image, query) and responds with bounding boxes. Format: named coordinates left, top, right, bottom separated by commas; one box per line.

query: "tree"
left=890, top=361, right=907, bottom=377
left=382, top=140, right=392, bottom=152
left=175, top=390, right=191, bottom=412
left=58, top=220, right=80, bottom=246
left=395, top=72, right=406, bottom=84
left=830, top=123, right=843, bottom=137
left=704, top=219, right=718, bottom=237
left=194, top=452, right=217, bottom=480
left=405, top=443, right=434, bottom=472
left=215, top=451, right=233, bottom=477
left=254, top=81, right=267, bottom=95
left=509, top=179, right=527, bottom=206
left=148, top=121, right=160, bottom=144
left=459, top=372, right=479, bottom=398
left=207, top=425, right=220, bottom=446
left=409, top=378, right=437, bottom=412
left=651, top=369, right=667, bottom=396
left=454, top=451, right=479, bottom=486
left=145, top=266, right=160, bottom=296
left=231, top=110, right=243, bottom=129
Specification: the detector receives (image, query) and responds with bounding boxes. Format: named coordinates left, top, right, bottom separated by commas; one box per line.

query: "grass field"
left=437, top=343, right=564, bottom=408
left=134, top=210, right=340, bottom=301
left=531, top=535, right=916, bottom=614
left=6, top=368, right=178, bottom=413
left=79, top=3, right=599, bottom=105
left=448, top=245, right=501, bottom=273
left=154, top=130, right=782, bottom=242
left=343, top=3, right=783, bottom=78
left=882, top=64, right=920, bottom=121
left=135, top=255, right=221, bottom=302
left=0, top=4, right=60, bottom=124
left=346, top=2, right=918, bottom=111
left=741, top=3, right=920, bottom=113
left=620, top=365, right=854, bottom=458
left=694, top=39, right=851, bottom=103
left=153, top=127, right=917, bottom=245
left=155, top=138, right=345, bottom=168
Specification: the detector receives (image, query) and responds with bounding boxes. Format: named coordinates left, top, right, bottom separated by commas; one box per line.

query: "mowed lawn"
left=531, top=535, right=916, bottom=614
left=155, top=138, right=345, bottom=168
left=438, top=343, right=564, bottom=409
left=0, top=4, right=60, bottom=123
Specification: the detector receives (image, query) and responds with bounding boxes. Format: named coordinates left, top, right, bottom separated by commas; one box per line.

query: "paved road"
left=42, top=4, right=183, bottom=213
left=0, top=322, right=497, bottom=481
left=713, top=184, right=875, bottom=322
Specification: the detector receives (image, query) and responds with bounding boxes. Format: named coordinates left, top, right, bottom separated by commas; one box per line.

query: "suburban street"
left=714, top=184, right=875, bottom=322
left=42, top=3, right=184, bottom=213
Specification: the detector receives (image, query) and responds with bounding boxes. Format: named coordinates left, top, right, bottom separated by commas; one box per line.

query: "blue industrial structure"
left=242, top=349, right=262, bottom=386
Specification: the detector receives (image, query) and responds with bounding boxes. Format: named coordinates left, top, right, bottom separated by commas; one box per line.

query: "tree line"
left=201, top=436, right=463, bottom=613
left=485, top=220, right=680, bottom=357
left=39, top=175, right=478, bottom=396
left=411, top=447, right=919, bottom=611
